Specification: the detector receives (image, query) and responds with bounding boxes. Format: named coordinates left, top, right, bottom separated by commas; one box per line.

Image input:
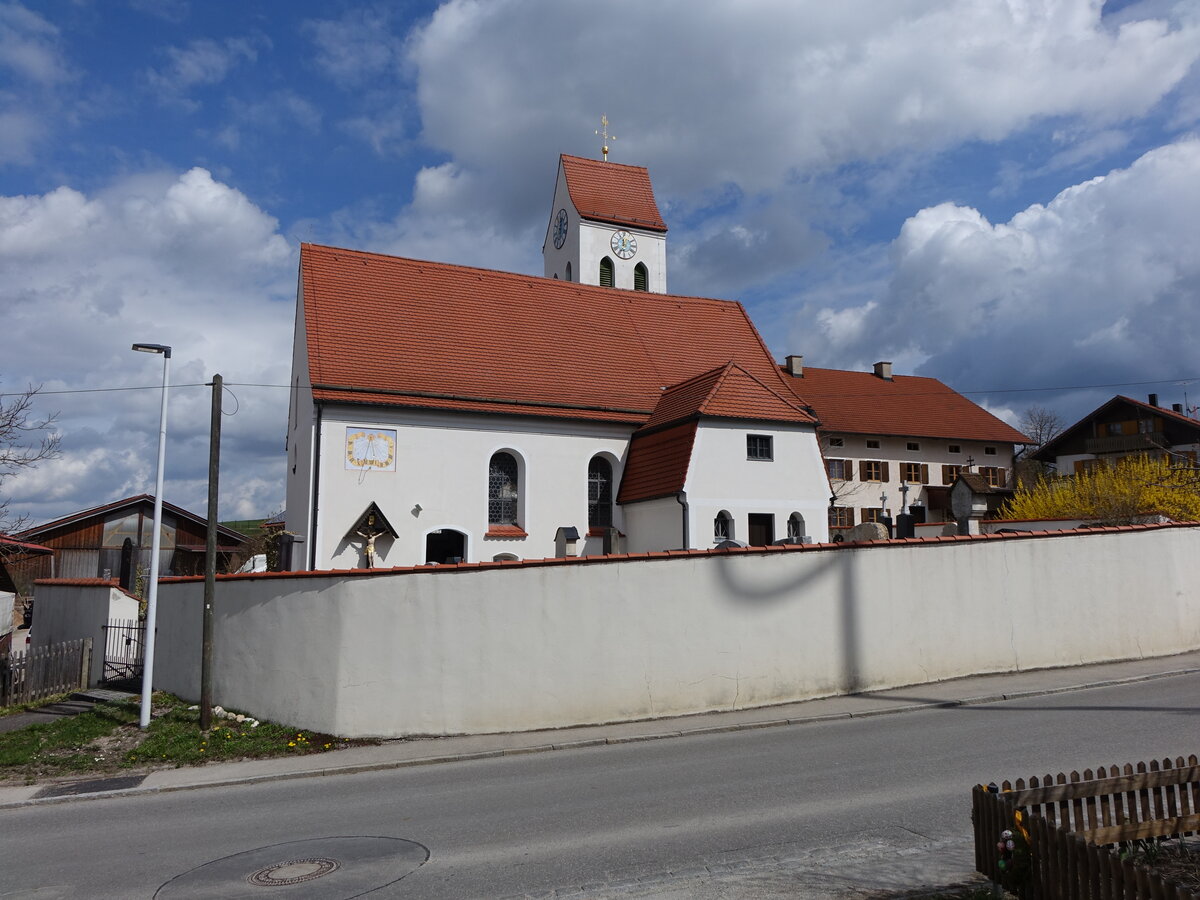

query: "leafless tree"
left=1018, top=406, right=1066, bottom=452
left=0, top=382, right=61, bottom=537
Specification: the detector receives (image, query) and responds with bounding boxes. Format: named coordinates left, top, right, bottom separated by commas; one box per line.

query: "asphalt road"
left=3, top=673, right=1197, bottom=899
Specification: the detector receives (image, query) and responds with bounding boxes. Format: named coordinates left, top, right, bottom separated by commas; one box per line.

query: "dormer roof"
left=560, top=154, right=667, bottom=232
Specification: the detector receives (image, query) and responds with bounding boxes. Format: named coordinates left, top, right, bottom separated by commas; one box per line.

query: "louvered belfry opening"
left=634, top=263, right=648, bottom=292
left=599, top=256, right=614, bottom=287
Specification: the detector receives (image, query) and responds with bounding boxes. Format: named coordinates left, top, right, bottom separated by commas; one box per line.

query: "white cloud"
left=808, top=137, right=1200, bottom=396
left=0, top=2, right=69, bottom=85
left=303, top=8, right=406, bottom=89
left=145, top=37, right=262, bottom=99
left=1, top=169, right=296, bottom=526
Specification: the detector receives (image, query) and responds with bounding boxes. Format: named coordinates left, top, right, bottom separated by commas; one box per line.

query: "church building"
left=284, top=154, right=833, bottom=569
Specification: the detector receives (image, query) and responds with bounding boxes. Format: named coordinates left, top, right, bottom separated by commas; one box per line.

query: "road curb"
left=3, top=664, right=1196, bottom=810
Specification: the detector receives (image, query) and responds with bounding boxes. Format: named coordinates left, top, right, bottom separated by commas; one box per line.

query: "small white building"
left=778, top=356, right=1030, bottom=530
left=284, top=156, right=832, bottom=569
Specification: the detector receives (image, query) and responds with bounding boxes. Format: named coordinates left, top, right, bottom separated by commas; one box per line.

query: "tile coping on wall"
left=33, top=520, right=1199, bottom=587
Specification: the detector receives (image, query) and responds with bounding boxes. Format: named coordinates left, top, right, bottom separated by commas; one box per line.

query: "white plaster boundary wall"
left=31, top=582, right=139, bottom=686
left=143, top=524, right=1200, bottom=738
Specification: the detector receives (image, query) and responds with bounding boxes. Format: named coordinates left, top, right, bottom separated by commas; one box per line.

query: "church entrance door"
left=425, top=529, right=466, bottom=564
left=747, top=513, right=774, bottom=547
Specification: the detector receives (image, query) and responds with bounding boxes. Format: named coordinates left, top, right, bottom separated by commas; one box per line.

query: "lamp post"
left=132, top=342, right=171, bottom=729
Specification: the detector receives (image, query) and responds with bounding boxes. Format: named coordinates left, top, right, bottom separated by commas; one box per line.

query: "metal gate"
left=102, top=618, right=145, bottom=683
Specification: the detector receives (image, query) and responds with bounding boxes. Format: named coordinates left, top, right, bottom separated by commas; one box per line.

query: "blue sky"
left=3, top=0, right=1200, bottom=528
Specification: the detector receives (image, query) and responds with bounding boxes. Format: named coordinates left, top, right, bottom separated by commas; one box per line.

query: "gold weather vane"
left=595, top=115, right=616, bottom=161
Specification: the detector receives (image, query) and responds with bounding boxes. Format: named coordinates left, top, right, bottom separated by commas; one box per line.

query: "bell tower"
left=542, top=153, right=668, bottom=293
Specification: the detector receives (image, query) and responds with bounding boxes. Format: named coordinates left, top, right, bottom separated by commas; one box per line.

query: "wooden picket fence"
left=974, top=755, right=1200, bottom=899
left=0, top=638, right=92, bottom=707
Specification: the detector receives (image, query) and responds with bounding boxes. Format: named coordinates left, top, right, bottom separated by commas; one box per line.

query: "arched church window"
left=488, top=452, right=520, bottom=525
left=633, top=262, right=648, bottom=292
left=599, top=257, right=614, bottom=287
left=714, top=510, right=733, bottom=542
left=787, top=512, right=805, bottom=541
left=565, top=261, right=572, bottom=282
left=588, top=456, right=613, bottom=529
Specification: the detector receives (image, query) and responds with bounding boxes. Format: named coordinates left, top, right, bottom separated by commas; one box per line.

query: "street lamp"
left=132, top=342, right=171, bottom=729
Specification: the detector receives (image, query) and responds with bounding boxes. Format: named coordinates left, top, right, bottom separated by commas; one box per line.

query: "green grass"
left=0, top=693, right=363, bottom=783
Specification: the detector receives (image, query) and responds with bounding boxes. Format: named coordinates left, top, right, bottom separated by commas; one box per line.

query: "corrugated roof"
left=560, top=154, right=667, bottom=232
left=782, top=367, right=1030, bottom=444
left=301, top=243, right=798, bottom=425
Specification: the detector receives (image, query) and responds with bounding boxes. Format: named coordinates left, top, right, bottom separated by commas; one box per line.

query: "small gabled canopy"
left=345, top=502, right=398, bottom=541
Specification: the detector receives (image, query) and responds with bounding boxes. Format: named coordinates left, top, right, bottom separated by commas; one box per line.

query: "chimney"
left=1173, top=403, right=1184, bottom=414
left=873, top=361, right=893, bottom=381
left=785, top=354, right=804, bottom=377
left=1148, top=393, right=1159, bottom=407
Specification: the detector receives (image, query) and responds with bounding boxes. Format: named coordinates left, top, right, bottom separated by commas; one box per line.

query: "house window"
left=861, top=507, right=884, bottom=523
left=599, top=256, right=614, bottom=287
left=979, top=466, right=1006, bottom=488
left=942, top=464, right=962, bottom=485
left=488, top=452, right=520, bottom=525
left=866, top=439, right=881, bottom=449
left=1074, top=458, right=1101, bottom=474
left=985, top=446, right=997, bottom=456
left=747, top=434, right=773, bottom=460
left=906, top=442, right=920, bottom=451
left=787, top=513, right=805, bottom=541
left=859, top=460, right=888, bottom=482
left=714, top=510, right=733, bottom=541
left=948, top=444, right=961, bottom=454
left=828, top=506, right=853, bottom=529
left=901, top=462, right=929, bottom=484
left=828, top=437, right=845, bottom=447
left=633, top=262, right=648, bottom=292
left=587, top=456, right=613, bottom=528
left=826, top=458, right=852, bottom=480
left=565, top=261, right=572, bottom=282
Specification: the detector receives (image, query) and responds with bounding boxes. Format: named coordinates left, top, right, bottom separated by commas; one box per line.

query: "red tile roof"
left=560, top=154, right=667, bottom=232
left=644, top=362, right=817, bottom=430
left=301, top=244, right=798, bottom=425
left=0, top=535, right=53, bottom=555
left=617, top=422, right=698, bottom=504
left=782, top=367, right=1030, bottom=444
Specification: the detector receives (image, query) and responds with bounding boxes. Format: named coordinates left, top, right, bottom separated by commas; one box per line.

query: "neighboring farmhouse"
left=283, top=153, right=1031, bottom=568
left=1032, top=394, right=1200, bottom=473
left=777, top=356, right=1030, bottom=532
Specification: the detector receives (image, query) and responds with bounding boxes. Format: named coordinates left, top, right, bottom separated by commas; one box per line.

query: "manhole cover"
left=248, top=857, right=340, bottom=886
left=155, top=836, right=428, bottom=898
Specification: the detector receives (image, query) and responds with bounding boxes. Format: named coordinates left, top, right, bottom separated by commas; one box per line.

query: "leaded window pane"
left=488, top=452, right=519, bottom=525
left=588, top=457, right=613, bottom=528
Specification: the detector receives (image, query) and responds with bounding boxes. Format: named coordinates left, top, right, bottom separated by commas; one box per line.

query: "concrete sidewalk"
left=3, top=649, right=1198, bottom=810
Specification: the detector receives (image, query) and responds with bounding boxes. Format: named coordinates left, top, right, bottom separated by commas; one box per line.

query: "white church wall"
left=621, top=496, right=685, bottom=553
left=147, top=523, right=1200, bottom=738
left=312, top=406, right=634, bottom=568
left=284, top=271, right=317, bottom=555
left=686, top=422, right=831, bottom=545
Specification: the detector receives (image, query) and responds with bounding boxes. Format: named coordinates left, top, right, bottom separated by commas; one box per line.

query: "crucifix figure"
left=356, top=528, right=380, bottom=568
left=595, top=115, right=616, bottom=161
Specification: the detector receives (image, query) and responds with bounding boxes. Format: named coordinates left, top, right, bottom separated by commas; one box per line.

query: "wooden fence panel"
left=0, top=638, right=91, bottom=707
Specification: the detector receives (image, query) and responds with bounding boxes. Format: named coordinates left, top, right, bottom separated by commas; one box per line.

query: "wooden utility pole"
left=200, top=374, right=222, bottom=731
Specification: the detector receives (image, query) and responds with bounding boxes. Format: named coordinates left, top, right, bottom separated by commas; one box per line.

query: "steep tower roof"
left=560, top=154, right=667, bottom=232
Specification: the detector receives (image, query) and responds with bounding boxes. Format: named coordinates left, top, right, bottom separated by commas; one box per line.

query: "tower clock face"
left=553, top=208, right=568, bottom=249
left=610, top=230, right=637, bottom=259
